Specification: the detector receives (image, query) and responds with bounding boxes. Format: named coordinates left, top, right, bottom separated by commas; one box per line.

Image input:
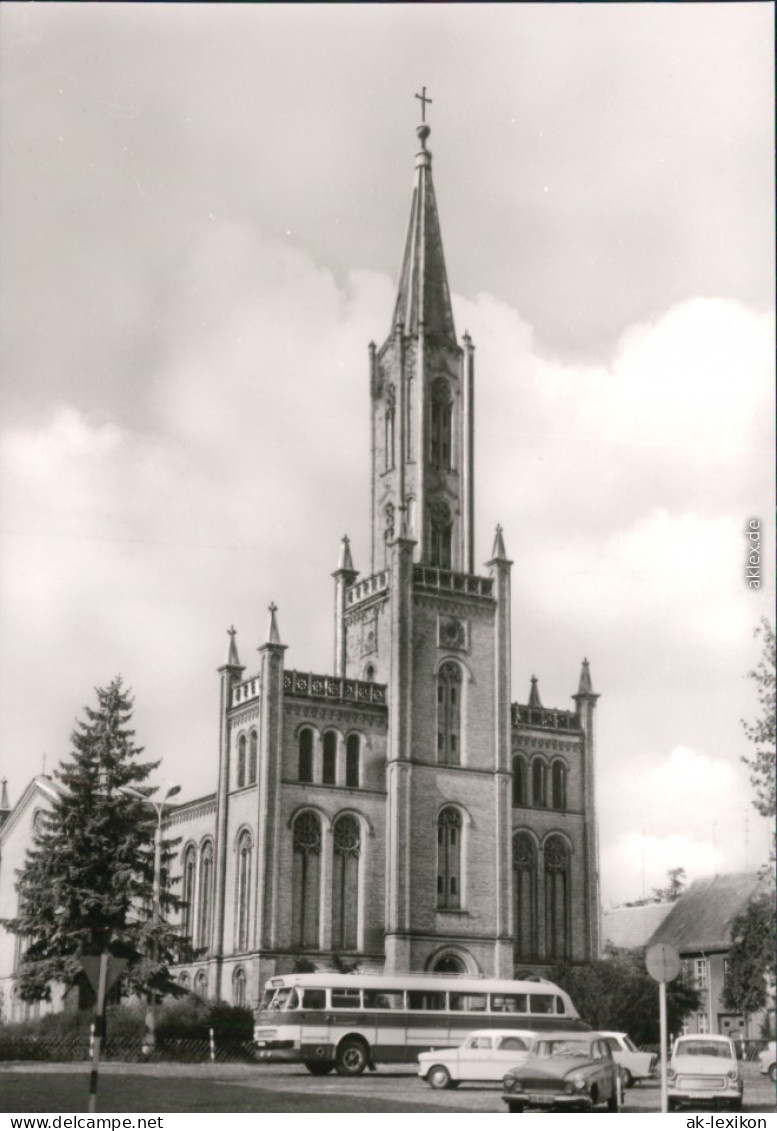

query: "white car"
left=598, top=1031, right=656, bottom=1087
left=758, top=1041, right=776, bottom=1083
left=418, top=1029, right=537, bottom=1089
left=667, top=1034, right=743, bottom=1111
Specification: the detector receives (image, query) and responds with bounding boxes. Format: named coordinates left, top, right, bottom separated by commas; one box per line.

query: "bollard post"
left=209, top=1025, right=216, bottom=1063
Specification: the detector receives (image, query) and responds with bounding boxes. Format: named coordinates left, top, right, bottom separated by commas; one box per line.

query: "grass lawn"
left=0, top=1072, right=455, bottom=1114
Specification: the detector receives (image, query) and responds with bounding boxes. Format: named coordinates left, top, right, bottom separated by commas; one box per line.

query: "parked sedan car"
left=501, top=1032, right=620, bottom=1112
left=757, top=1041, right=776, bottom=1083
left=598, top=1031, right=656, bottom=1087
left=667, top=1034, right=743, bottom=1111
left=418, top=1029, right=537, bottom=1089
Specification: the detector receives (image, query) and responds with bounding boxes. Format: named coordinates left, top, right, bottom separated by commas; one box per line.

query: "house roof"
left=602, top=902, right=674, bottom=950
left=646, top=872, right=768, bottom=954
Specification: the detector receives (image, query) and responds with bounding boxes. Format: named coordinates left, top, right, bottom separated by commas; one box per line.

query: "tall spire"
left=528, top=676, right=542, bottom=708
left=225, top=625, right=241, bottom=667
left=0, top=778, right=9, bottom=811
left=267, top=602, right=282, bottom=646
left=392, top=92, right=456, bottom=342
left=576, top=658, right=597, bottom=697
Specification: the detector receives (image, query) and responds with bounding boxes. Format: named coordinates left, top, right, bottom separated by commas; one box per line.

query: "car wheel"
left=335, top=1037, right=369, bottom=1076
left=770, top=1064, right=777, bottom=1084
left=427, top=1065, right=453, bottom=1090
left=622, top=1069, right=633, bottom=1089
left=304, top=1060, right=334, bottom=1075
left=506, top=1101, right=524, bottom=1112
left=729, top=1098, right=743, bottom=1112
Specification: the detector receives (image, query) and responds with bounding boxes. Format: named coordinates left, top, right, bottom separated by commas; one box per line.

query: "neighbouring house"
left=646, top=872, right=774, bottom=1039
left=601, top=902, right=674, bottom=951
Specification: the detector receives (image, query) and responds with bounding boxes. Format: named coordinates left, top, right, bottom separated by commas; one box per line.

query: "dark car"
left=501, top=1032, right=620, bottom=1112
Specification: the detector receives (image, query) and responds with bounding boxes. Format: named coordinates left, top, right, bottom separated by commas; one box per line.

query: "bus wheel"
left=427, top=1065, right=453, bottom=1090
left=304, top=1061, right=334, bottom=1075
left=506, top=1101, right=524, bottom=1113
left=335, top=1037, right=369, bottom=1076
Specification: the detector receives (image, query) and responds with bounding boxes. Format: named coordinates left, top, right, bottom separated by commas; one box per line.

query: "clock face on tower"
left=438, top=616, right=466, bottom=651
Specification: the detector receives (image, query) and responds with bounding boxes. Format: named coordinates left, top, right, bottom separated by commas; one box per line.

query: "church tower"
left=370, top=107, right=475, bottom=578
left=342, top=98, right=515, bottom=976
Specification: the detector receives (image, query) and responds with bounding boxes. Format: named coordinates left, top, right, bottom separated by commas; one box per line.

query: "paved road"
left=2, top=1060, right=774, bottom=1113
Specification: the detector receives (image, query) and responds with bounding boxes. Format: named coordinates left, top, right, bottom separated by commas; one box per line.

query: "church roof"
left=392, top=120, right=456, bottom=344
left=646, top=872, right=768, bottom=953
left=601, top=902, right=674, bottom=950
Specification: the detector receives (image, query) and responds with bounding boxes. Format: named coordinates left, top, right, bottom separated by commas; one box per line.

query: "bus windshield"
left=260, top=987, right=300, bottom=1012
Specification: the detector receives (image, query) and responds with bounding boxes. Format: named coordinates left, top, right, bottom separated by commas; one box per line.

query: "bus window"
left=490, top=994, right=528, bottom=1013
left=554, top=996, right=567, bottom=1015
left=331, top=988, right=362, bottom=1009
left=407, top=991, right=446, bottom=1011
left=264, top=987, right=296, bottom=1011
left=364, top=990, right=405, bottom=1010
left=529, top=994, right=554, bottom=1014
left=301, top=989, right=326, bottom=1010
left=449, top=993, right=487, bottom=1012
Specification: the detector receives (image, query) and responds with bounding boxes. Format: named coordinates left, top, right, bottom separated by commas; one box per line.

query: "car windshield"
left=675, top=1040, right=733, bottom=1059
left=533, top=1040, right=590, bottom=1058
left=624, top=1037, right=638, bottom=1052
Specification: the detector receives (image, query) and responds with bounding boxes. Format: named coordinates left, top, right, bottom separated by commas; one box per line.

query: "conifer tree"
left=8, top=678, right=185, bottom=1004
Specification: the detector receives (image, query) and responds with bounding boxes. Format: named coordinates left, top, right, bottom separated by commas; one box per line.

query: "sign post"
left=646, top=942, right=681, bottom=1114
left=79, top=954, right=128, bottom=1113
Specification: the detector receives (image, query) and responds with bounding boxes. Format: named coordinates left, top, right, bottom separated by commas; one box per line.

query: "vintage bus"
left=253, top=972, right=586, bottom=1075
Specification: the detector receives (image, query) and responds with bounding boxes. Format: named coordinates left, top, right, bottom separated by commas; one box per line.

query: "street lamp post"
left=122, top=783, right=181, bottom=1054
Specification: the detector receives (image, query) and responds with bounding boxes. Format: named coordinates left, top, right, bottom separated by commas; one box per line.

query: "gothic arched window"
left=292, top=812, right=322, bottom=949
left=512, top=756, right=528, bottom=807
left=322, top=731, right=337, bottom=785
left=430, top=379, right=452, bottom=470
left=232, top=967, right=247, bottom=1009
left=298, top=728, right=313, bottom=783
left=437, top=807, right=462, bottom=909
left=437, top=662, right=462, bottom=766
left=385, top=385, right=396, bottom=471
left=513, top=832, right=538, bottom=961
left=181, top=845, right=197, bottom=941
left=345, top=734, right=360, bottom=788
left=532, top=758, right=547, bottom=808
left=332, top=815, right=360, bottom=950
left=178, top=972, right=190, bottom=990
left=237, top=734, right=247, bottom=789
left=544, top=836, right=571, bottom=961
left=248, top=730, right=258, bottom=785
left=551, top=761, right=567, bottom=810
left=197, top=841, right=214, bottom=953
left=430, top=501, right=453, bottom=569
left=194, top=969, right=208, bottom=998
left=236, top=830, right=252, bottom=952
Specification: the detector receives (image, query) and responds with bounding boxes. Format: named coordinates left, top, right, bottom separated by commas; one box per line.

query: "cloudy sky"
left=1, top=3, right=774, bottom=908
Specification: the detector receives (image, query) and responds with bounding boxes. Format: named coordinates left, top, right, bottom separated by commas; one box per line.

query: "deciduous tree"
left=722, top=892, right=776, bottom=1036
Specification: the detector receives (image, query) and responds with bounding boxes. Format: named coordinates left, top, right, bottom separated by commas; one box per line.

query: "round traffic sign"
left=646, top=942, right=681, bottom=983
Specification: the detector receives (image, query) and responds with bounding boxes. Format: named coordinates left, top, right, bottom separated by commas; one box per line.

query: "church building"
left=0, top=106, right=601, bottom=1019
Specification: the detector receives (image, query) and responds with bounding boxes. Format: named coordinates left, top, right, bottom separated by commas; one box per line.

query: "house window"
left=346, top=734, right=360, bottom=787
left=694, top=958, right=708, bottom=990
left=237, top=734, right=246, bottom=789
left=532, top=758, right=547, bottom=808
left=430, top=501, right=452, bottom=569
left=292, top=812, right=322, bottom=949
left=551, top=761, right=567, bottom=810
left=332, top=815, right=360, bottom=950
left=430, top=379, right=452, bottom=470
left=513, top=832, right=537, bottom=961
left=298, top=728, right=313, bottom=783
left=181, top=845, right=197, bottom=941
left=437, top=662, right=461, bottom=766
left=512, top=756, right=528, bottom=807
left=544, top=836, right=570, bottom=961
left=236, top=830, right=252, bottom=952
left=322, top=731, right=337, bottom=785
left=248, top=730, right=258, bottom=785
left=197, top=841, right=214, bottom=953
left=232, top=967, right=247, bottom=1009
left=697, top=1012, right=709, bottom=1033
left=437, top=807, right=462, bottom=910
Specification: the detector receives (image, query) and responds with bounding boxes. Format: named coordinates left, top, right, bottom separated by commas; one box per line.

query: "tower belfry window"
left=385, top=385, right=396, bottom=471
left=437, top=806, right=462, bottom=909
left=430, top=379, right=452, bottom=470
left=437, top=661, right=462, bottom=765
left=430, top=501, right=453, bottom=570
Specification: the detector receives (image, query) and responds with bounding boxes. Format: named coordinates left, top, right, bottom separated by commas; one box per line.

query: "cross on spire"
left=268, top=602, right=278, bottom=616
left=415, top=86, right=432, bottom=122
